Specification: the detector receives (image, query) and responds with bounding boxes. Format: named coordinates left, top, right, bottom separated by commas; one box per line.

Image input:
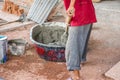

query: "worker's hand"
left=66, top=6, right=75, bottom=17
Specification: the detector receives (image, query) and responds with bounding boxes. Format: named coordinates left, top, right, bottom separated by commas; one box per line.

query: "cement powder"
left=35, top=26, right=66, bottom=46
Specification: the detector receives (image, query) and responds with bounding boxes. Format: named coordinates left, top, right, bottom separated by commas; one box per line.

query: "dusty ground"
left=0, top=5, right=120, bottom=79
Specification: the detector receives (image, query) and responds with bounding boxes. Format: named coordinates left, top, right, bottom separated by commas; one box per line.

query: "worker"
left=63, top=0, right=97, bottom=80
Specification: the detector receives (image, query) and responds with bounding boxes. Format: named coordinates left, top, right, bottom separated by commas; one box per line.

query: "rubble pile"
left=2, top=0, right=24, bottom=16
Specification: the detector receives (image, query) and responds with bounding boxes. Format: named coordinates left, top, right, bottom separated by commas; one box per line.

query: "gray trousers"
left=65, top=24, right=92, bottom=71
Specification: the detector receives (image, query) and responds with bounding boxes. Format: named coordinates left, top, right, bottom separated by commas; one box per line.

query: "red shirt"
left=63, top=0, right=97, bottom=26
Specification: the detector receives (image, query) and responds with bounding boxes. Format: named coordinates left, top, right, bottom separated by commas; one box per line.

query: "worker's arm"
left=69, top=0, right=76, bottom=7
left=67, top=0, right=76, bottom=17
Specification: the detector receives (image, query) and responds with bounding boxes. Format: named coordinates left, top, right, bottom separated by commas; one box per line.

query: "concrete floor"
left=94, top=0, right=120, bottom=29
left=0, top=0, right=120, bottom=80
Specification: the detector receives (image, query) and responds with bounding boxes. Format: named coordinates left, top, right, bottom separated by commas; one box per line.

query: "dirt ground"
left=0, top=15, right=120, bottom=80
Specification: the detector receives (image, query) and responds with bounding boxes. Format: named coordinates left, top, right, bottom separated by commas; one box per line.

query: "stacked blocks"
left=2, top=0, right=24, bottom=16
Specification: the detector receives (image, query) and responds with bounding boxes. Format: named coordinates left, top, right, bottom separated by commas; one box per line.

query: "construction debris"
left=2, top=0, right=24, bottom=16
left=8, top=39, right=28, bottom=56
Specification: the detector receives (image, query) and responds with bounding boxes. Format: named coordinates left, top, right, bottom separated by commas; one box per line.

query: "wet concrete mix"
left=35, top=26, right=66, bottom=47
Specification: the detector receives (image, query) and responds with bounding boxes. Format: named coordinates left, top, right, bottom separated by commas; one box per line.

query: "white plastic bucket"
left=0, top=35, right=7, bottom=64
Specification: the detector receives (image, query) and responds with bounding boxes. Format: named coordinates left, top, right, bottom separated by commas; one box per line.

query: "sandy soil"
left=0, top=15, right=120, bottom=80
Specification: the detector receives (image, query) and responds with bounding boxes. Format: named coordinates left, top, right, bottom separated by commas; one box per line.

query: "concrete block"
left=105, top=61, right=120, bottom=80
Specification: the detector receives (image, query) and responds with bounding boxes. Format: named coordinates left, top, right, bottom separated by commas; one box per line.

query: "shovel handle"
left=65, top=16, right=72, bottom=33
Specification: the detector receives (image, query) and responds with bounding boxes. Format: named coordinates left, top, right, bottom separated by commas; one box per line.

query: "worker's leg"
left=65, top=26, right=84, bottom=80
left=81, top=24, right=93, bottom=63
left=65, top=27, right=82, bottom=71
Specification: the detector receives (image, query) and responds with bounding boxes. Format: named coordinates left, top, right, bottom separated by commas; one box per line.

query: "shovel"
left=61, top=16, right=72, bottom=45
left=0, top=13, right=26, bottom=26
